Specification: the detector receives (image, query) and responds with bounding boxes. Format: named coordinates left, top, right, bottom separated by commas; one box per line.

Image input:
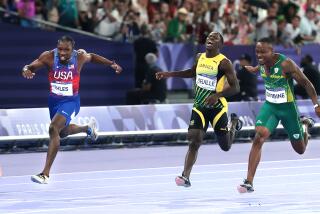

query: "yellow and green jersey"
left=259, top=54, right=295, bottom=104
left=194, top=53, right=227, bottom=108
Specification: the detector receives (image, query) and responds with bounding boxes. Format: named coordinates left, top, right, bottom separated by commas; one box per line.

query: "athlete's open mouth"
left=207, top=41, right=214, bottom=47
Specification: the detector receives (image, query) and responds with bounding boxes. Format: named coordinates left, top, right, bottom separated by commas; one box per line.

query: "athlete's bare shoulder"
left=219, top=57, right=233, bottom=70
left=77, top=49, right=87, bottom=55
left=221, top=57, right=232, bottom=64
left=281, top=58, right=297, bottom=75
left=77, top=49, right=91, bottom=63
left=34, top=50, right=53, bottom=67
left=39, top=50, right=54, bottom=64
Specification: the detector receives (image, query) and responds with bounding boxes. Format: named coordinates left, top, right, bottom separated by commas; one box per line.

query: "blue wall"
left=0, top=22, right=134, bottom=108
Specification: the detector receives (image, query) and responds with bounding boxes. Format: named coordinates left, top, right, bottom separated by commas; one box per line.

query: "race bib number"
left=196, top=74, right=217, bottom=91
left=265, top=88, right=287, bottom=103
left=51, top=82, right=73, bottom=96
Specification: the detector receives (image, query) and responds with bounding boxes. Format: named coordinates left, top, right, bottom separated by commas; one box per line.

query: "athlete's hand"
left=244, top=66, right=259, bottom=73
left=315, top=105, right=320, bottom=117
left=155, top=72, right=170, bottom=80
left=110, top=61, right=122, bottom=74
left=205, top=94, right=219, bottom=106
left=22, top=68, right=35, bottom=79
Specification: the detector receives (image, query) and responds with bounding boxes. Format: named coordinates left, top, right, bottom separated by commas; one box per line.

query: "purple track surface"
left=1, top=140, right=320, bottom=213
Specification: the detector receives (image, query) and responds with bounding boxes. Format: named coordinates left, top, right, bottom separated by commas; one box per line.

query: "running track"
left=1, top=139, right=319, bottom=213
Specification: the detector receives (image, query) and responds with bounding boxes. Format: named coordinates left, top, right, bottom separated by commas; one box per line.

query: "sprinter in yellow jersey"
left=237, top=38, right=320, bottom=193
left=156, top=32, right=243, bottom=187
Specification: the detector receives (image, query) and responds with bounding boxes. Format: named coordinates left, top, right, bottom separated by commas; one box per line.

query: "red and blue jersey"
left=48, top=49, right=80, bottom=98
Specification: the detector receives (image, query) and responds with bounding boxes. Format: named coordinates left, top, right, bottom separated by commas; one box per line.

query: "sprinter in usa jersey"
left=22, top=36, right=122, bottom=184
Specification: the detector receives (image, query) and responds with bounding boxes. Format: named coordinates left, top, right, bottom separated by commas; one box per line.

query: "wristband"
left=314, top=104, right=319, bottom=108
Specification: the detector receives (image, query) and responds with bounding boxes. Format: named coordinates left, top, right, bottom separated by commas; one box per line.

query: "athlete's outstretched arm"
left=283, top=59, right=320, bottom=117
left=79, top=50, right=122, bottom=74
left=22, top=51, right=50, bottom=79
left=155, top=53, right=200, bottom=80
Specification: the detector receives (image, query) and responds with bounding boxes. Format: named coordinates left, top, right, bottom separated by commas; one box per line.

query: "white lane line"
left=1, top=163, right=320, bottom=187
left=5, top=192, right=320, bottom=214
left=154, top=201, right=320, bottom=214
left=2, top=157, right=320, bottom=179
left=1, top=180, right=320, bottom=205
left=1, top=172, right=320, bottom=195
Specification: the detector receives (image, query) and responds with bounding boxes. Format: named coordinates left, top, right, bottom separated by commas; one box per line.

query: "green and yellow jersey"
left=259, top=54, right=295, bottom=103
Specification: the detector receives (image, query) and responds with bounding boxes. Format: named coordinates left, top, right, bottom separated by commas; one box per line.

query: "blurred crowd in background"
left=0, top=0, right=320, bottom=105
left=0, top=0, right=319, bottom=46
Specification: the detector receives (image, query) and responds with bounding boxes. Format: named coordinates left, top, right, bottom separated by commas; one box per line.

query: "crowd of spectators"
left=1, top=0, right=319, bottom=46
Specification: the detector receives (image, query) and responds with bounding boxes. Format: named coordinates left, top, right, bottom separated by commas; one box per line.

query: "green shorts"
left=256, top=101, right=303, bottom=141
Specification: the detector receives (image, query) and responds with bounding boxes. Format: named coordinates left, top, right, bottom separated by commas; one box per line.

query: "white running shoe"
left=300, top=116, right=315, bottom=128
left=231, top=113, right=243, bottom=131
left=175, top=175, right=191, bottom=187
left=31, top=173, right=49, bottom=184
left=237, top=179, right=254, bottom=193
left=87, top=119, right=98, bottom=141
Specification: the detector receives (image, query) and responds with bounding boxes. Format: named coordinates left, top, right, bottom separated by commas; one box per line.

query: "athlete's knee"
left=187, top=130, right=203, bottom=142
left=291, top=140, right=306, bottom=155
left=188, top=141, right=201, bottom=151
left=216, top=133, right=231, bottom=152
left=59, top=129, right=68, bottom=138
left=253, top=132, right=266, bottom=147
left=220, top=142, right=231, bottom=152
left=214, top=128, right=228, bottom=138
left=254, top=126, right=270, bottom=142
left=187, top=130, right=202, bottom=151
left=49, top=124, right=60, bottom=137
left=296, top=149, right=305, bottom=155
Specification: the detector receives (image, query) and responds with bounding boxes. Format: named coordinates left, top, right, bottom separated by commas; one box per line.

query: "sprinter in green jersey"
left=238, top=38, right=320, bottom=193
left=156, top=32, right=243, bottom=187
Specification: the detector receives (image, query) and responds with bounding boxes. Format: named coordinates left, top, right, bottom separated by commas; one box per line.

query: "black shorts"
left=189, top=99, right=228, bottom=135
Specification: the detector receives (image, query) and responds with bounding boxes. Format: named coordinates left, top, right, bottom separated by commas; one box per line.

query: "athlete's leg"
left=238, top=102, right=278, bottom=193
left=215, top=113, right=242, bottom=151
left=246, top=126, right=270, bottom=183
left=55, top=96, right=97, bottom=140
left=176, top=108, right=207, bottom=187
left=182, top=129, right=205, bottom=178
left=280, top=103, right=314, bottom=155
left=42, top=114, right=66, bottom=177
left=288, top=117, right=314, bottom=155
left=237, top=126, right=271, bottom=193
left=59, top=124, right=88, bottom=138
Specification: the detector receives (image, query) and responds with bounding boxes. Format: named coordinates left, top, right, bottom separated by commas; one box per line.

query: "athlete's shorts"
left=48, top=95, right=80, bottom=126
left=189, top=98, right=228, bottom=136
left=256, top=101, right=303, bottom=141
